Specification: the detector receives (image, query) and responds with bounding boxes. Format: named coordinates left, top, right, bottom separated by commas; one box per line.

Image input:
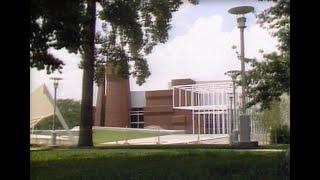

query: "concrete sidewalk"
left=101, top=134, right=229, bottom=145
left=30, top=134, right=76, bottom=145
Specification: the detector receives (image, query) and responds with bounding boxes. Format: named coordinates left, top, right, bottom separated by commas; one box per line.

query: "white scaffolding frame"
left=173, top=81, right=241, bottom=135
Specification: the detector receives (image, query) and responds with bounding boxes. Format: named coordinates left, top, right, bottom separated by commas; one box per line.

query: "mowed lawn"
left=33, top=128, right=167, bottom=145
left=31, top=148, right=289, bottom=180
left=92, top=129, right=167, bottom=145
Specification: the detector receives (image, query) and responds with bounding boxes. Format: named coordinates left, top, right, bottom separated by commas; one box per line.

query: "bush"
left=270, top=125, right=290, bottom=144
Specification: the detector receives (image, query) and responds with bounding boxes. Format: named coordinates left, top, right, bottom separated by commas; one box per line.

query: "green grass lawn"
left=32, top=129, right=168, bottom=145
left=31, top=148, right=289, bottom=180
left=92, top=129, right=168, bottom=145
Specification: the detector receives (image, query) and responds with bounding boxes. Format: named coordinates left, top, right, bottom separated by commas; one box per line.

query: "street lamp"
left=228, top=6, right=256, bottom=145
left=227, top=92, right=233, bottom=145
left=225, top=70, right=240, bottom=143
left=50, top=77, right=63, bottom=146
left=225, top=70, right=240, bottom=129
left=228, top=6, right=253, bottom=113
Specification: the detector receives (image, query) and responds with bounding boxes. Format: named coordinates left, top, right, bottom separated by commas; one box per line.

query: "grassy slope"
left=32, top=129, right=167, bottom=145
left=92, top=129, right=167, bottom=145
left=31, top=149, right=289, bottom=180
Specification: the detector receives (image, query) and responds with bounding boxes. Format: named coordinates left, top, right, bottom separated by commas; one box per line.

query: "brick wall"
left=144, top=79, right=195, bottom=131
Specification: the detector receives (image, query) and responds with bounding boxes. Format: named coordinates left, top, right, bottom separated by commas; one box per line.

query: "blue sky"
left=30, top=0, right=278, bottom=104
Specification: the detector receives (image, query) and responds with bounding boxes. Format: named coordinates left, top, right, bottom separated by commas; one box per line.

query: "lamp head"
left=228, top=6, right=254, bottom=15
left=50, top=77, right=63, bottom=88
left=225, top=70, right=241, bottom=77
left=50, top=77, right=63, bottom=81
left=225, top=70, right=241, bottom=81
left=228, top=6, right=254, bottom=28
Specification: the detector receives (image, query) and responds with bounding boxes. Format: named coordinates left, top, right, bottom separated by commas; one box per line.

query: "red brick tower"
left=94, top=76, right=106, bottom=126
left=104, top=62, right=131, bottom=127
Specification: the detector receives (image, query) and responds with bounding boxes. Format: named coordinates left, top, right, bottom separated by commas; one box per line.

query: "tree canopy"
left=244, top=0, right=290, bottom=110
left=93, top=0, right=198, bottom=85
left=30, top=0, right=85, bottom=73
left=31, top=0, right=198, bottom=85
left=30, top=0, right=198, bottom=147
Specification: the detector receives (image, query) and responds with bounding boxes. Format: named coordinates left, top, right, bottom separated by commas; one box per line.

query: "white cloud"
left=130, top=14, right=278, bottom=91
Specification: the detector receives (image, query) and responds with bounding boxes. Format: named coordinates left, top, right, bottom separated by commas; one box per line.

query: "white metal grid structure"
left=172, top=81, right=270, bottom=145
left=172, top=81, right=242, bottom=135
left=248, top=108, right=270, bottom=145
left=130, top=107, right=144, bottom=128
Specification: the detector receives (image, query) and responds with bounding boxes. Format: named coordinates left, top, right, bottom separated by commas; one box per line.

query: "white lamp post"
left=228, top=6, right=257, bottom=146
left=228, top=6, right=253, bottom=114
left=227, top=92, right=233, bottom=145
left=225, top=70, right=241, bottom=143
left=50, top=77, right=63, bottom=145
left=225, top=70, right=240, bottom=130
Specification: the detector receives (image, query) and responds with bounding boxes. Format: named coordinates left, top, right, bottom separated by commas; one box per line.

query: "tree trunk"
left=78, top=0, right=96, bottom=147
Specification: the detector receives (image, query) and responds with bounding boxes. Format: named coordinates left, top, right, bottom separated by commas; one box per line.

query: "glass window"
left=138, top=123, right=144, bottom=128
left=131, top=115, right=138, bottom=122
left=130, top=108, right=144, bottom=129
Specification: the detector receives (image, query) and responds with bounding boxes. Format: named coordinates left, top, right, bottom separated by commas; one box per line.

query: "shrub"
left=270, top=125, right=290, bottom=144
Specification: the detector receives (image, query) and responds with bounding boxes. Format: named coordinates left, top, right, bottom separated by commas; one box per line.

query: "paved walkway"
left=30, top=134, right=76, bottom=145
left=102, top=134, right=229, bottom=145
left=223, top=149, right=286, bottom=152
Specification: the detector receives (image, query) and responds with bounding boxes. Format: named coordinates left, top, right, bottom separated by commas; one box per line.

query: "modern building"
left=93, top=63, right=242, bottom=135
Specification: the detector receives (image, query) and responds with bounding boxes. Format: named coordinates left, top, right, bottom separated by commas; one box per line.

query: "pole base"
left=239, top=114, right=251, bottom=142
left=51, top=131, right=57, bottom=146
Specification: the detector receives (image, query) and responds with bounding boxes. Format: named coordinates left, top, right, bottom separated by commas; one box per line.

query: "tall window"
left=130, top=107, right=144, bottom=128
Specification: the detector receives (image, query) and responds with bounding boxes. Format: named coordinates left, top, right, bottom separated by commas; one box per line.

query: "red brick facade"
left=93, top=75, right=196, bottom=133
left=143, top=78, right=195, bottom=133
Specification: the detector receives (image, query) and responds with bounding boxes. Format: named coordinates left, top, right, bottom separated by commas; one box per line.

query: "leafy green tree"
left=30, top=0, right=197, bottom=147
left=279, top=94, right=290, bottom=126
left=30, top=0, right=85, bottom=73
left=270, top=125, right=290, bottom=144
left=244, top=0, right=290, bottom=110
left=261, top=99, right=281, bottom=130
left=34, top=99, right=81, bottom=130
left=252, top=97, right=290, bottom=144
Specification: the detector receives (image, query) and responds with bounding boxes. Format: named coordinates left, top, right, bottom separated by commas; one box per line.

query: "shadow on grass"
left=31, top=143, right=289, bottom=151
left=31, top=148, right=289, bottom=180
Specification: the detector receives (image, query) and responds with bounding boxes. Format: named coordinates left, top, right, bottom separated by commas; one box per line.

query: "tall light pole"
left=225, top=70, right=240, bottom=131
left=227, top=92, right=233, bottom=145
left=228, top=6, right=256, bottom=145
left=50, top=77, right=63, bottom=146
